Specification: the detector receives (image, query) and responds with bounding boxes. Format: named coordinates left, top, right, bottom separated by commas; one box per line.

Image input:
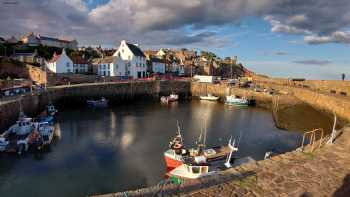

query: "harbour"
left=0, top=99, right=306, bottom=197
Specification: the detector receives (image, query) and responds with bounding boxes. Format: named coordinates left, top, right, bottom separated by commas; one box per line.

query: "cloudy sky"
left=1, top=0, right=350, bottom=79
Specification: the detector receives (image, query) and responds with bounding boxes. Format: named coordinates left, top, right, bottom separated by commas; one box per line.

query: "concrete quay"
left=90, top=127, right=350, bottom=197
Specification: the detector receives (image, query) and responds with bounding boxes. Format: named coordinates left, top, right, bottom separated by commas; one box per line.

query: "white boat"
left=166, top=139, right=253, bottom=179
left=225, top=95, right=248, bottom=106
left=33, top=122, right=54, bottom=146
left=164, top=123, right=235, bottom=171
left=0, top=137, right=9, bottom=152
left=87, top=97, right=108, bottom=108
left=161, top=93, right=179, bottom=103
left=199, top=94, right=219, bottom=101
left=5, top=112, right=33, bottom=136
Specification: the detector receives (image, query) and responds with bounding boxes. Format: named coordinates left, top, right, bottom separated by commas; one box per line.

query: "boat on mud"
left=87, top=97, right=108, bottom=108
left=199, top=94, right=220, bottom=101
left=161, top=93, right=179, bottom=103
left=225, top=95, right=249, bottom=106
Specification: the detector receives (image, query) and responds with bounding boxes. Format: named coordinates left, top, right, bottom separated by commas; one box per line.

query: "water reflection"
left=0, top=100, right=304, bottom=197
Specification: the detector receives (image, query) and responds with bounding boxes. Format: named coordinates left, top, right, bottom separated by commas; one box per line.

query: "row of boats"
left=161, top=93, right=253, bottom=106
left=163, top=123, right=254, bottom=180
left=0, top=104, right=58, bottom=155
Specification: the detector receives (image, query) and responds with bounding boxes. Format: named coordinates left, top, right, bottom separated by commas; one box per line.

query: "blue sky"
left=1, top=0, right=349, bottom=80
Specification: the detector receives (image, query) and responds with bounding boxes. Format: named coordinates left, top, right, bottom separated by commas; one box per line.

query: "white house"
left=21, top=32, right=78, bottom=49
left=156, top=48, right=169, bottom=57
left=113, top=40, right=147, bottom=79
left=150, top=57, right=166, bottom=74
left=97, top=56, right=126, bottom=77
left=70, top=55, right=89, bottom=73
left=46, top=49, right=73, bottom=73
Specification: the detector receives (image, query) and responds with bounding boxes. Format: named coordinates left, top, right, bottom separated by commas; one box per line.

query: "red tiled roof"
left=70, top=55, right=88, bottom=64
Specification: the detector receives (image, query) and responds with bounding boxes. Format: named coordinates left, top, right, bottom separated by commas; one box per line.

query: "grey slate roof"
left=126, top=42, right=145, bottom=57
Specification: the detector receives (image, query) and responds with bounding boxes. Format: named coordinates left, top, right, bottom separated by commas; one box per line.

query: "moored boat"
left=161, top=93, right=179, bottom=103
left=87, top=97, right=108, bottom=108
left=225, top=95, right=248, bottom=106
left=164, top=123, right=236, bottom=171
left=199, top=94, right=219, bottom=101
left=34, top=121, right=54, bottom=146
left=0, top=113, right=34, bottom=154
left=166, top=138, right=248, bottom=179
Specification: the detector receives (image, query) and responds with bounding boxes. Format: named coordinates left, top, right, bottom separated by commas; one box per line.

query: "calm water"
left=0, top=100, right=302, bottom=197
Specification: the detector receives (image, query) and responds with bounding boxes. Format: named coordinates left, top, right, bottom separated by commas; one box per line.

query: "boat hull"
left=225, top=101, right=248, bottom=106
left=199, top=96, right=219, bottom=101
left=164, top=155, right=183, bottom=171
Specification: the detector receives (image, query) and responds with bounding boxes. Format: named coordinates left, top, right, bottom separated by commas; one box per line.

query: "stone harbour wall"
left=0, top=80, right=191, bottom=132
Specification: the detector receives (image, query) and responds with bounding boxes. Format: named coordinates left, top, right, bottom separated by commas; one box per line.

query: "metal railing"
left=300, top=128, right=325, bottom=152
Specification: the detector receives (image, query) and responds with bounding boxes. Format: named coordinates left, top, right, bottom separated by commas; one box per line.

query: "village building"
left=11, top=50, right=44, bottom=65
left=113, top=40, right=147, bottom=79
left=70, top=56, right=89, bottom=73
left=6, top=36, right=18, bottom=44
left=96, top=56, right=126, bottom=77
left=20, top=32, right=78, bottom=49
left=156, top=48, right=170, bottom=57
left=150, top=57, right=166, bottom=74
left=46, top=49, right=73, bottom=73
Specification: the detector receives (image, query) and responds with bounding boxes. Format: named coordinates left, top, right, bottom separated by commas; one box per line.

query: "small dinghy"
left=199, top=94, right=219, bottom=101
left=87, top=97, right=108, bottom=108
left=161, top=93, right=179, bottom=103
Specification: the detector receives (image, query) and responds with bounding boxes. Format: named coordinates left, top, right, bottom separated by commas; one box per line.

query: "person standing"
left=341, top=73, right=346, bottom=81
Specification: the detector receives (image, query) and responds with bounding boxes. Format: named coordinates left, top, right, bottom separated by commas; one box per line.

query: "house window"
left=137, top=72, right=141, bottom=78
left=66, top=62, right=70, bottom=67
left=128, top=55, right=131, bottom=60
left=122, top=49, right=124, bottom=53
left=103, top=71, right=106, bottom=76
left=107, top=64, right=110, bottom=69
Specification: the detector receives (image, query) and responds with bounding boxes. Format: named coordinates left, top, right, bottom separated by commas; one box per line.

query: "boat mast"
left=203, top=119, right=207, bottom=149
left=176, top=120, right=181, bottom=136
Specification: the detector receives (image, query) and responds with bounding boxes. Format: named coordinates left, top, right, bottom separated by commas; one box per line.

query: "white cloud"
left=304, top=31, right=350, bottom=44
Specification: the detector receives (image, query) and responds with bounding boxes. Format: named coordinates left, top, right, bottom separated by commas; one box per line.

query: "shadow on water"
left=275, top=102, right=339, bottom=135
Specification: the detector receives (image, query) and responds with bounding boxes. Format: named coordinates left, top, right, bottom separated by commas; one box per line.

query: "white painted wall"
left=113, top=40, right=147, bottom=78
left=152, top=62, right=166, bottom=74
left=97, top=57, right=127, bottom=77
left=46, top=49, right=73, bottom=73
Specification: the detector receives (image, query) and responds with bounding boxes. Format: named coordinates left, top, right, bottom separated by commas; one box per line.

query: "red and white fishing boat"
left=164, top=123, right=235, bottom=171
left=165, top=138, right=253, bottom=179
